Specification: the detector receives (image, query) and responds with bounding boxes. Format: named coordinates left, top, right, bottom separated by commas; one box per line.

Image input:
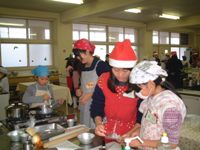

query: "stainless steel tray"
left=33, top=123, right=65, bottom=140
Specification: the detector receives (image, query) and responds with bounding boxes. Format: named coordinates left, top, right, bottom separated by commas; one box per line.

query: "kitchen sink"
left=33, top=123, right=65, bottom=141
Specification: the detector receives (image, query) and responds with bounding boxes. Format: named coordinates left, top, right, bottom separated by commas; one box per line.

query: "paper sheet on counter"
left=50, top=140, right=80, bottom=150
left=90, top=142, right=122, bottom=150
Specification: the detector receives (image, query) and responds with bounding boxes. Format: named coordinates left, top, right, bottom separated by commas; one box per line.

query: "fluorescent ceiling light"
left=51, top=0, right=83, bottom=4
left=0, top=23, right=24, bottom=26
left=90, top=28, right=105, bottom=31
left=159, top=14, right=180, bottom=20
left=124, top=8, right=141, bottom=13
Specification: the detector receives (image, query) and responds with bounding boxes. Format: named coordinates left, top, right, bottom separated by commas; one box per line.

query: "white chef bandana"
left=129, top=61, right=168, bottom=84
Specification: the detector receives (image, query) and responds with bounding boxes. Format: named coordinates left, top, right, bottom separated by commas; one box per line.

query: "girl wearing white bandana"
left=128, top=61, right=186, bottom=150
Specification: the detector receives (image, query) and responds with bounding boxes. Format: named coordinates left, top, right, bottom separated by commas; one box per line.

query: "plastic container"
left=157, top=132, right=171, bottom=150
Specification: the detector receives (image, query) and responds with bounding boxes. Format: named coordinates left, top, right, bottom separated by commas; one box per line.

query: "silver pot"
left=39, top=104, right=53, bottom=115
left=6, top=102, right=29, bottom=119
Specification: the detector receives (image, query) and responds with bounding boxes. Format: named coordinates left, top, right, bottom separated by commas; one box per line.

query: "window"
left=73, top=24, right=88, bottom=40
left=0, top=18, right=26, bottom=39
left=180, top=47, right=187, bottom=60
left=180, top=33, right=189, bottom=45
left=152, top=31, right=159, bottom=44
left=108, top=45, right=115, bottom=53
left=132, top=46, right=138, bottom=57
left=28, top=20, right=50, bottom=40
left=153, top=31, right=188, bottom=59
left=1, top=43, right=27, bottom=67
left=0, top=18, right=53, bottom=67
left=93, top=45, right=107, bottom=61
left=108, top=27, right=124, bottom=42
left=89, top=25, right=106, bottom=42
left=171, top=32, right=180, bottom=45
left=125, top=28, right=137, bottom=43
left=160, top=32, right=169, bottom=44
left=171, top=47, right=180, bottom=58
left=29, top=44, right=52, bottom=66
left=73, top=23, right=138, bottom=60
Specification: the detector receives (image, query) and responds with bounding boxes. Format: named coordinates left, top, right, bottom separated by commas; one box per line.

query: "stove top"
left=4, top=112, right=64, bottom=130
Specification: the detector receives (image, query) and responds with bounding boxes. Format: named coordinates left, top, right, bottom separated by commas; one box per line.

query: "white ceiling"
left=1, top=0, right=200, bottom=30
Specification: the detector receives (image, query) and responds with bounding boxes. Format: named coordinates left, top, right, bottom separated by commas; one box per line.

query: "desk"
left=16, top=82, right=72, bottom=114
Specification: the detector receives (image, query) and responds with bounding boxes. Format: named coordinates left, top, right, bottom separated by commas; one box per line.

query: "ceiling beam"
left=73, top=16, right=146, bottom=28
left=61, top=0, right=145, bottom=23
left=0, top=7, right=59, bottom=19
left=147, top=15, right=200, bottom=30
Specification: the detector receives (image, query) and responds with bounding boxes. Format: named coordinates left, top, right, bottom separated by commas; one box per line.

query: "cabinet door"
left=181, top=94, right=200, bottom=115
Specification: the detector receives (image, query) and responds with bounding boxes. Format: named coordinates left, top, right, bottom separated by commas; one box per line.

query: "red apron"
left=98, top=73, right=139, bottom=137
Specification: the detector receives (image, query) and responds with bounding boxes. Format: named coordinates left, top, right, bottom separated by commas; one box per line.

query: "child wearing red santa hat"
left=91, top=39, right=142, bottom=142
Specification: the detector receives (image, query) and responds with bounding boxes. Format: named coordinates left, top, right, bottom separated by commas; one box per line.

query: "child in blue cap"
left=22, top=66, right=64, bottom=108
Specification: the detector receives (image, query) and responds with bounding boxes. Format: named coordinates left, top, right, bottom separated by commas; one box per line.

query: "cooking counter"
left=1, top=120, right=200, bottom=150
left=0, top=123, right=103, bottom=150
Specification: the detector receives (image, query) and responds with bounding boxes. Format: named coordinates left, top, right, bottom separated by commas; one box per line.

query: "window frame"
left=72, top=23, right=138, bottom=60
left=0, top=17, right=53, bottom=68
left=152, top=31, right=189, bottom=59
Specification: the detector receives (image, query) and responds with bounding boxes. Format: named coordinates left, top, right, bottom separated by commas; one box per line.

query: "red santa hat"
left=109, top=39, right=137, bottom=68
left=73, top=38, right=95, bottom=53
left=171, top=51, right=177, bottom=56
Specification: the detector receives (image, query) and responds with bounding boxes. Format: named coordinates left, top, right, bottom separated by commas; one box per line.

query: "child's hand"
left=43, top=93, right=50, bottom=101
left=76, top=88, right=82, bottom=97
left=79, top=93, right=92, bottom=105
left=129, top=138, right=142, bottom=148
left=95, top=123, right=106, bottom=137
left=57, top=98, right=65, bottom=104
left=130, top=129, right=140, bottom=137
left=66, top=65, right=73, bottom=76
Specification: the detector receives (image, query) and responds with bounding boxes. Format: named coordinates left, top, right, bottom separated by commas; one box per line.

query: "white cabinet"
left=180, top=94, right=200, bottom=115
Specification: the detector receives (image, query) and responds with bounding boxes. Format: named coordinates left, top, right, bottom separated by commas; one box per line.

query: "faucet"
left=124, top=136, right=144, bottom=150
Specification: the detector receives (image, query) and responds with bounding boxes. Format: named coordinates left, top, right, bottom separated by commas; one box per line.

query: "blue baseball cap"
left=32, top=66, right=49, bottom=77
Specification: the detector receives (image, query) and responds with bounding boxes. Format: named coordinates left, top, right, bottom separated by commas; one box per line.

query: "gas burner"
left=6, top=117, right=29, bottom=123
left=5, top=112, right=63, bottom=130
left=34, top=112, right=58, bottom=120
left=5, top=118, right=28, bottom=130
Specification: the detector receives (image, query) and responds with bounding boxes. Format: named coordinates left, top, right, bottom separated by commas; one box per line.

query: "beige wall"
left=55, top=21, right=73, bottom=74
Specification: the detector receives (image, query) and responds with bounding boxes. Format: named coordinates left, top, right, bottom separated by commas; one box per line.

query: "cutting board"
left=43, top=125, right=90, bottom=148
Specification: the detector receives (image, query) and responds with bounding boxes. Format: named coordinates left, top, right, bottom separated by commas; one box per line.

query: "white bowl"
left=77, top=132, right=95, bottom=145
